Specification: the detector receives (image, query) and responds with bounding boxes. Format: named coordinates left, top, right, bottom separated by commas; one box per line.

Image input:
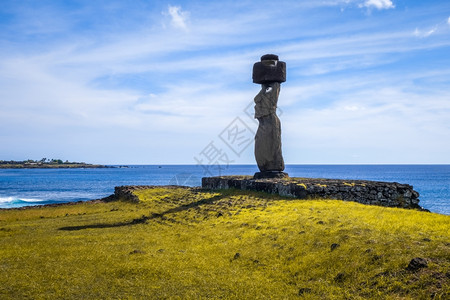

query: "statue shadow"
left=58, top=194, right=223, bottom=231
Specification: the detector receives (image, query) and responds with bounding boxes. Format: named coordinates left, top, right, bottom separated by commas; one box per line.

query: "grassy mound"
left=1, top=187, right=448, bottom=299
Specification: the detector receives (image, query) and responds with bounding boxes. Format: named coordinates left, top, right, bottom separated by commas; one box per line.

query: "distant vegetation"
left=0, top=158, right=107, bottom=168
left=0, top=187, right=448, bottom=298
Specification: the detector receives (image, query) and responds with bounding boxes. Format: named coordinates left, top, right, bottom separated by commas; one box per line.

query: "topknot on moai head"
left=261, top=54, right=279, bottom=61
left=252, top=54, right=286, bottom=84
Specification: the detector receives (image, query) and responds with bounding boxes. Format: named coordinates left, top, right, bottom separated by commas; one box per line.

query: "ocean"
left=0, top=165, right=448, bottom=215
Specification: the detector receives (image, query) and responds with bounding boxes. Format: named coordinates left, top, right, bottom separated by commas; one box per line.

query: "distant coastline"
left=0, top=159, right=109, bottom=169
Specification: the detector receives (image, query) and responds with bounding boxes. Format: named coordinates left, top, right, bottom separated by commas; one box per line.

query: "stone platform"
left=202, top=176, right=422, bottom=209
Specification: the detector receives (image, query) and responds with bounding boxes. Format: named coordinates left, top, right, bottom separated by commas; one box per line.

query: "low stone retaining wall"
left=202, top=176, right=422, bottom=209
left=110, top=186, right=148, bottom=203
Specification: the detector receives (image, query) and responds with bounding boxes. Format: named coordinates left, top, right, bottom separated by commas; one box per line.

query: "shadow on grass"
left=58, top=194, right=223, bottom=231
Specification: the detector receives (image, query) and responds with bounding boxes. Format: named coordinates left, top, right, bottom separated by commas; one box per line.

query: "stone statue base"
left=253, top=171, right=289, bottom=179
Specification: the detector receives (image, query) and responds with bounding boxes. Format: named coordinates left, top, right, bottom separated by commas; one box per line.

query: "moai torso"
left=254, top=82, right=280, bottom=119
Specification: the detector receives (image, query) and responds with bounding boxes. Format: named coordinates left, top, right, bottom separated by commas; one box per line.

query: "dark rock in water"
left=406, top=257, right=428, bottom=271
left=331, top=243, right=340, bottom=251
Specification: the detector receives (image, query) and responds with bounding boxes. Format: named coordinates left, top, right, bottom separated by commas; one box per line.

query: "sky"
left=0, top=0, right=449, bottom=165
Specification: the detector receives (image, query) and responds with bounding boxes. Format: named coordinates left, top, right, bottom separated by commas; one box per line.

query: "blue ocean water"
left=0, top=165, right=448, bottom=215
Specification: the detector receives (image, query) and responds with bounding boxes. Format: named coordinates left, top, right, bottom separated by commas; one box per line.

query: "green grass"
left=0, top=187, right=449, bottom=299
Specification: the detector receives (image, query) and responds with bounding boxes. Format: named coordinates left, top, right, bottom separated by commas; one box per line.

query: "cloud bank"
left=362, top=0, right=395, bottom=10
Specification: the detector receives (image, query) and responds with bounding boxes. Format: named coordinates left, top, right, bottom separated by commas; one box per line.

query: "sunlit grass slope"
left=1, top=187, right=449, bottom=299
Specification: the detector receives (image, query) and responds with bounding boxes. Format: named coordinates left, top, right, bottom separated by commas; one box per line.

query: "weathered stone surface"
left=254, top=82, right=285, bottom=173
left=112, top=186, right=142, bottom=202
left=254, top=171, right=289, bottom=179
left=406, top=257, right=428, bottom=271
left=201, top=176, right=423, bottom=209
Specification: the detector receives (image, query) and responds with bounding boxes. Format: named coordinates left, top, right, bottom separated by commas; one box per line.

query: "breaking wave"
left=0, top=196, right=46, bottom=208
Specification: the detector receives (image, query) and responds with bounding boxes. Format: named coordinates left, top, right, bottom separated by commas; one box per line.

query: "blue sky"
left=1, top=0, right=449, bottom=165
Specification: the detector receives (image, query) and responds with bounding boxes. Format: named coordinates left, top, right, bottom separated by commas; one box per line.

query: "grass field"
left=0, top=187, right=449, bottom=299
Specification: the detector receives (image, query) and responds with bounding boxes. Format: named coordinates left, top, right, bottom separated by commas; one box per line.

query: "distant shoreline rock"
left=0, top=160, right=110, bottom=169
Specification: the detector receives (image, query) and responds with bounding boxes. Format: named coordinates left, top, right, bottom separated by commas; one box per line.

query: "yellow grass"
left=0, top=187, right=449, bottom=299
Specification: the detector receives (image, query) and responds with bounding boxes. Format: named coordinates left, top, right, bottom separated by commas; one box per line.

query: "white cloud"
left=167, top=5, right=189, bottom=31
left=362, top=0, right=395, bottom=10
left=448, top=16, right=450, bottom=25
left=413, top=26, right=437, bottom=38
left=311, top=0, right=395, bottom=10
left=425, top=27, right=437, bottom=37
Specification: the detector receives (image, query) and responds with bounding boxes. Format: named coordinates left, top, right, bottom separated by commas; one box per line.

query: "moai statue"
left=252, top=54, right=288, bottom=179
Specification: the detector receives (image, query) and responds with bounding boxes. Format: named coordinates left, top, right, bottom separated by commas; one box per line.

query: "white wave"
left=0, top=196, right=45, bottom=204
left=0, top=196, right=15, bottom=203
